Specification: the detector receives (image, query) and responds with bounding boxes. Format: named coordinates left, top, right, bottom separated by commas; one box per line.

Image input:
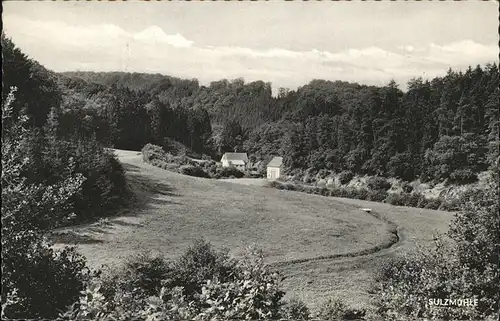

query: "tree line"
left=61, top=63, right=498, bottom=184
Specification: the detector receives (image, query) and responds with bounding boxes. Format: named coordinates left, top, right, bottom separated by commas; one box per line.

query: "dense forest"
left=60, top=62, right=499, bottom=184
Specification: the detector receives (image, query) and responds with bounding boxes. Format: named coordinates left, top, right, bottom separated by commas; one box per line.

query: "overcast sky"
left=3, top=1, right=498, bottom=90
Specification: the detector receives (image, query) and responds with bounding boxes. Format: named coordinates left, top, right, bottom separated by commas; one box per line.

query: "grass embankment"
left=52, top=149, right=454, bottom=311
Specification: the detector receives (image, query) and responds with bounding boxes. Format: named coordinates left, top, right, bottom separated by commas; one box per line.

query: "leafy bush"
left=1, top=241, right=91, bottom=319
left=21, top=121, right=129, bottom=227
left=374, top=175, right=499, bottom=320
left=317, top=169, right=330, bottom=179
left=189, top=245, right=284, bottom=320
left=385, top=192, right=425, bottom=208
left=448, top=169, right=478, bottom=185
left=61, top=240, right=286, bottom=321
left=141, top=143, right=167, bottom=163
left=280, top=298, right=310, bottom=320
left=99, top=251, right=172, bottom=302
left=268, top=180, right=283, bottom=189
left=180, top=165, right=210, bottom=178
left=204, top=164, right=218, bottom=177
left=447, top=178, right=499, bottom=314
left=423, top=197, right=442, bottom=210
left=168, top=154, right=196, bottom=166
left=367, top=176, right=392, bottom=191
left=385, top=192, right=445, bottom=210
left=401, top=181, right=413, bottom=193
left=374, top=239, right=484, bottom=320
left=317, top=297, right=364, bottom=320
left=367, top=189, right=389, bottom=202
left=283, top=182, right=297, bottom=191
left=169, top=239, right=238, bottom=299
left=143, top=144, right=208, bottom=178
left=200, top=160, right=217, bottom=170
left=439, top=188, right=486, bottom=212
left=2, top=89, right=92, bottom=319
left=197, top=265, right=283, bottom=320
left=270, top=177, right=449, bottom=213
left=162, top=137, right=189, bottom=156
left=150, top=158, right=170, bottom=170
left=99, top=240, right=237, bottom=308
left=385, top=193, right=402, bottom=206
left=68, top=140, right=128, bottom=224
left=355, top=188, right=369, bottom=200
left=338, top=170, right=355, bottom=185
left=217, top=165, right=245, bottom=179
left=302, top=173, right=314, bottom=184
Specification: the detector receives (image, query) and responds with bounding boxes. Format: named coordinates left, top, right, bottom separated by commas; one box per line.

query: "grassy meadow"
left=53, top=149, right=454, bottom=311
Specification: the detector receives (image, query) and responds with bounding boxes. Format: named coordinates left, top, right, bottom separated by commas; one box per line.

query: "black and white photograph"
left=1, top=1, right=499, bottom=320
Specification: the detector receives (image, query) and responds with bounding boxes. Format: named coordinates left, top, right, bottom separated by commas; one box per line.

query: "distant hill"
left=60, top=71, right=197, bottom=94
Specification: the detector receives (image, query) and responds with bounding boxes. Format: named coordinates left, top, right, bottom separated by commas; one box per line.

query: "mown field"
left=53, top=149, right=454, bottom=311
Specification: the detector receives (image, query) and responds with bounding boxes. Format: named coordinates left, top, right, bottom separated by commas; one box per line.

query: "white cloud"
left=133, top=26, right=193, bottom=47
left=3, top=14, right=497, bottom=90
left=427, top=40, right=498, bottom=65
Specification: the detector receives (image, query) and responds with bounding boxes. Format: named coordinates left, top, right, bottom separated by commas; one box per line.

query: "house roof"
left=267, top=156, right=283, bottom=168
left=221, top=152, right=248, bottom=162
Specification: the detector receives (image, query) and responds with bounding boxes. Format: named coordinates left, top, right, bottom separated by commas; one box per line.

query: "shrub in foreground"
left=98, top=251, right=172, bottom=302
left=62, top=240, right=286, bottom=321
left=169, top=239, right=239, bottom=299
left=374, top=239, right=484, bottom=320
left=317, top=297, right=366, bottom=320
left=2, top=90, right=92, bottom=319
left=374, top=175, right=499, bottom=320
left=2, top=236, right=91, bottom=319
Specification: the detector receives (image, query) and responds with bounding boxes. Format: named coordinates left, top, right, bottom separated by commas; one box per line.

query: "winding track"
left=270, top=208, right=402, bottom=267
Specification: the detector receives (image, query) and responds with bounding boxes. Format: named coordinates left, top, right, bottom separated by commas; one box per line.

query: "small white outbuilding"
left=266, top=156, right=283, bottom=180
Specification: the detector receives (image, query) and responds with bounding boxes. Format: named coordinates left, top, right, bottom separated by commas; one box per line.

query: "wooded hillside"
left=60, top=63, right=499, bottom=184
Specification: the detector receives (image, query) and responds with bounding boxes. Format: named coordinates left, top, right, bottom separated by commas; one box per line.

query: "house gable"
left=221, top=152, right=249, bottom=163
left=266, top=156, right=283, bottom=168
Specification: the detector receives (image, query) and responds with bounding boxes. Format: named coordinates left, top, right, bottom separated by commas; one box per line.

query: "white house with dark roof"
left=220, top=152, right=249, bottom=171
left=266, top=156, right=283, bottom=180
